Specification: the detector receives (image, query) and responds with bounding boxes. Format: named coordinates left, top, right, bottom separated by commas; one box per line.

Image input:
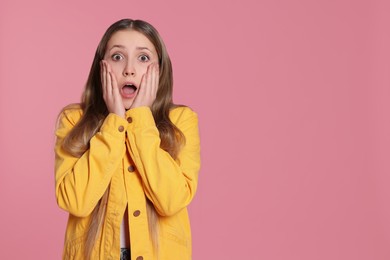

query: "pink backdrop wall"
left=1, top=0, right=389, bottom=259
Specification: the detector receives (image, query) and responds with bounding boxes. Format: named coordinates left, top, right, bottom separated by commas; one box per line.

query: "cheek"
left=137, top=64, right=149, bottom=76
left=107, top=61, right=123, bottom=77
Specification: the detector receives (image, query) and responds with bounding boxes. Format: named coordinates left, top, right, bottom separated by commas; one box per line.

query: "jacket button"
left=128, top=165, right=135, bottom=172
left=127, top=117, right=133, bottom=123
left=118, top=125, right=125, bottom=132
left=133, top=210, right=141, bottom=217
left=136, top=256, right=143, bottom=260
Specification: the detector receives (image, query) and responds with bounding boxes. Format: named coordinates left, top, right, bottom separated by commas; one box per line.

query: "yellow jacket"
left=55, top=106, right=201, bottom=260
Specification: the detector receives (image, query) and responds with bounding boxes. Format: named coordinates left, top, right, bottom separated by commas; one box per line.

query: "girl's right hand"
left=100, top=60, right=125, bottom=118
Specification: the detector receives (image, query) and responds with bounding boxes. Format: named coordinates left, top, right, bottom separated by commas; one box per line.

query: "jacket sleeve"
left=125, top=107, right=201, bottom=217
left=54, top=109, right=127, bottom=217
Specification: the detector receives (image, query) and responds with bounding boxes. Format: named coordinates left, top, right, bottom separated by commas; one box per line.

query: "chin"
left=123, top=100, right=134, bottom=110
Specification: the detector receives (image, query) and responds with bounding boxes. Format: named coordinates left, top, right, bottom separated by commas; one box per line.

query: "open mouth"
left=122, top=84, right=137, bottom=95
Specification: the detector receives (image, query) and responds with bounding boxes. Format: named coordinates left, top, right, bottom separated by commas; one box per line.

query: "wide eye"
left=112, top=53, right=123, bottom=61
left=139, top=54, right=150, bottom=62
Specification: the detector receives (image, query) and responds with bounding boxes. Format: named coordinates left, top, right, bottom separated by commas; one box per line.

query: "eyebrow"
left=109, top=44, right=126, bottom=50
left=136, top=47, right=151, bottom=51
left=109, top=45, right=152, bottom=52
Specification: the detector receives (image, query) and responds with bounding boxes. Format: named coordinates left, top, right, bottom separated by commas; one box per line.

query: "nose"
left=123, top=61, right=136, bottom=77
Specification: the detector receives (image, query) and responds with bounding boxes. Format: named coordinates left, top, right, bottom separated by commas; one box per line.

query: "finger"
left=151, top=63, right=157, bottom=96
left=100, top=60, right=104, bottom=87
left=110, top=70, right=120, bottom=100
left=140, top=71, right=147, bottom=98
left=153, top=63, right=159, bottom=95
left=156, top=63, right=160, bottom=89
left=101, top=61, right=108, bottom=99
left=148, top=63, right=157, bottom=98
left=142, top=64, right=151, bottom=94
left=145, top=63, right=153, bottom=96
left=105, top=62, right=113, bottom=98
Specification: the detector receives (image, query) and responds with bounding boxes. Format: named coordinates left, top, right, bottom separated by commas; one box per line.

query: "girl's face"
left=103, top=30, right=158, bottom=109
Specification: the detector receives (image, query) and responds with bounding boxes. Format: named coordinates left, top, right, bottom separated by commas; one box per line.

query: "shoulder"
left=169, top=106, right=198, bottom=126
left=56, top=104, right=83, bottom=129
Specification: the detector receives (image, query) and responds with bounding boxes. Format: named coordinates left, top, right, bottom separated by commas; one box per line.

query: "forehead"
left=107, top=30, right=156, bottom=52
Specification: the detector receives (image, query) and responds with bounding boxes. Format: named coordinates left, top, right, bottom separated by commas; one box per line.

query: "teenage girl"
left=54, top=18, right=201, bottom=260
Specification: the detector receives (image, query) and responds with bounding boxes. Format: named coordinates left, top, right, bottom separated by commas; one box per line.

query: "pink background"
left=1, top=0, right=389, bottom=259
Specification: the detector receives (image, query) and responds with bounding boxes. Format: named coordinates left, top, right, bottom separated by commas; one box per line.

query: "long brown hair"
left=60, top=19, right=184, bottom=259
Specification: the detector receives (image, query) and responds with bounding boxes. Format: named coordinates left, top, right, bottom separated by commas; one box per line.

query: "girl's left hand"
left=131, top=62, right=159, bottom=109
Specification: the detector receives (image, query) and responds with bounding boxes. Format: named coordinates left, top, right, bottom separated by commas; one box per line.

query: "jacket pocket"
left=159, top=225, right=191, bottom=260
left=63, top=233, right=87, bottom=260
left=164, top=225, right=189, bottom=247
